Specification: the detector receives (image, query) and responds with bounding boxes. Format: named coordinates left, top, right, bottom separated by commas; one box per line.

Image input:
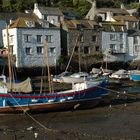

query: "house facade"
left=101, top=22, right=128, bottom=62
left=127, top=31, right=140, bottom=61
left=85, top=1, right=129, bottom=21
left=33, top=3, right=64, bottom=27
left=2, top=17, right=61, bottom=68
left=61, top=20, right=102, bottom=65
left=113, top=15, right=139, bottom=31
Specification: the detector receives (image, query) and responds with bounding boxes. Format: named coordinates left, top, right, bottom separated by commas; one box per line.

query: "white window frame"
left=46, top=35, right=53, bottom=43
left=37, top=35, right=42, bottom=43
left=37, top=46, right=44, bottom=54
left=24, top=34, right=31, bottom=42
left=110, top=34, right=116, bottom=41
left=49, top=47, right=56, bottom=56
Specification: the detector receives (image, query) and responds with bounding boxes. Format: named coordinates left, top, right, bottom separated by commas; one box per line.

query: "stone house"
left=113, top=15, right=139, bottom=31
left=33, top=3, right=64, bottom=27
left=2, top=17, right=61, bottom=68
left=61, top=19, right=102, bottom=66
left=85, top=1, right=129, bottom=21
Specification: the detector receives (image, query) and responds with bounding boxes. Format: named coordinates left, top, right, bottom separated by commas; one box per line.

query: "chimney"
left=121, top=3, right=124, bottom=9
left=92, top=0, right=96, bottom=10
left=105, top=12, right=116, bottom=22
left=34, top=3, right=38, bottom=9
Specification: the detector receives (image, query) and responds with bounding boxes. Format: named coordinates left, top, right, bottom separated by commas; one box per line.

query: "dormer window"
left=39, top=21, right=49, bottom=28
left=25, top=20, right=34, bottom=27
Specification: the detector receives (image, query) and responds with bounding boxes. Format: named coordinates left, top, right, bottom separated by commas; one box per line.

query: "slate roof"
left=129, top=30, right=140, bottom=37
left=101, top=22, right=127, bottom=32
left=62, top=20, right=99, bottom=29
left=9, top=17, right=57, bottom=29
left=97, top=8, right=129, bottom=15
left=113, top=15, right=139, bottom=21
left=38, top=7, right=63, bottom=16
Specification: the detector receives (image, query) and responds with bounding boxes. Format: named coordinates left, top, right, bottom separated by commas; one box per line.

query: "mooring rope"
left=9, top=93, right=57, bottom=133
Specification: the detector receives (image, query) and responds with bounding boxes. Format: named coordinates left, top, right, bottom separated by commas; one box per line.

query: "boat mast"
left=44, top=39, right=53, bottom=93
left=6, top=24, right=12, bottom=92
left=78, top=33, right=81, bottom=72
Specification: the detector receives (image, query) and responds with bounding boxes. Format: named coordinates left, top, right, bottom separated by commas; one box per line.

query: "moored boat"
left=130, top=70, right=140, bottom=81
left=0, top=76, right=108, bottom=113
left=109, top=69, right=129, bottom=80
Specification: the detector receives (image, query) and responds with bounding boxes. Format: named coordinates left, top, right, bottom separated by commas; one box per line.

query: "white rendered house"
left=2, top=17, right=61, bottom=68
left=101, top=22, right=128, bottom=62
left=33, top=3, right=64, bottom=27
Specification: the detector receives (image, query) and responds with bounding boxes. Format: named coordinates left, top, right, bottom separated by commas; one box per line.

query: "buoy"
left=34, top=132, right=38, bottom=138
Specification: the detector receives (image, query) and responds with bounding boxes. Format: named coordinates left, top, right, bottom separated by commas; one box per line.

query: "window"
left=37, top=46, right=43, bottom=54
left=84, top=46, right=90, bottom=54
left=25, top=21, right=34, bottom=27
left=9, top=35, right=14, bottom=43
left=95, top=46, right=99, bottom=52
left=9, top=45, right=13, bottom=54
left=110, top=44, right=116, bottom=50
left=134, top=36, right=138, bottom=44
left=134, top=45, right=139, bottom=53
left=44, top=14, right=47, bottom=20
left=120, top=44, right=123, bottom=50
left=49, top=47, right=55, bottom=56
left=25, top=48, right=31, bottom=55
left=24, top=34, right=31, bottom=42
left=75, top=46, right=78, bottom=52
left=46, top=35, right=53, bottom=43
left=110, top=34, right=116, bottom=41
left=37, top=35, right=42, bottom=43
left=80, top=35, right=83, bottom=42
left=120, top=34, right=123, bottom=41
left=92, top=36, right=97, bottom=42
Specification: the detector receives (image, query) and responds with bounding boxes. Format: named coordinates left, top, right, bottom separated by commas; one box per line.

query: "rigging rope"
left=65, top=33, right=80, bottom=72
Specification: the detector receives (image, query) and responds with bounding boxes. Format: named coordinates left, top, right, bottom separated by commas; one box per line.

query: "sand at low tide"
left=0, top=100, right=140, bottom=140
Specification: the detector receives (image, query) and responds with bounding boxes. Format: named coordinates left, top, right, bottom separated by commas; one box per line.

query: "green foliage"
left=2, top=0, right=12, bottom=12
left=73, top=0, right=79, bottom=7
left=1, top=0, right=139, bottom=18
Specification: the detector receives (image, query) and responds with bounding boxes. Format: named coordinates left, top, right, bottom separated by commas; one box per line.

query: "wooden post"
left=44, top=39, right=53, bottom=93
left=6, top=24, right=12, bottom=92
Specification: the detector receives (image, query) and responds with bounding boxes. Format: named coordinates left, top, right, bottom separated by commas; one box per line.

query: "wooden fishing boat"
left=0, top=76, right=108, bottom=113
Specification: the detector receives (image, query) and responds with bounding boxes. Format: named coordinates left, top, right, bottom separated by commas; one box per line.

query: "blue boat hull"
left=130, top=73, right=140, bottom=81
left=0, top=85, right=108, bottom=113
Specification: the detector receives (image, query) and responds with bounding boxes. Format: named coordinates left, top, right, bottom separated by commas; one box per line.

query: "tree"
left=12, top=0, right=24, bottom=12
left=2, top=0, right=12, bottom=12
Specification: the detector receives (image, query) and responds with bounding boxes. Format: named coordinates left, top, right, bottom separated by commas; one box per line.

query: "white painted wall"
left=3, top=28, right=61, bottom=68
left=102, top=31, right=128, bottom=62
left=127, top=36, right=140, bottom=61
